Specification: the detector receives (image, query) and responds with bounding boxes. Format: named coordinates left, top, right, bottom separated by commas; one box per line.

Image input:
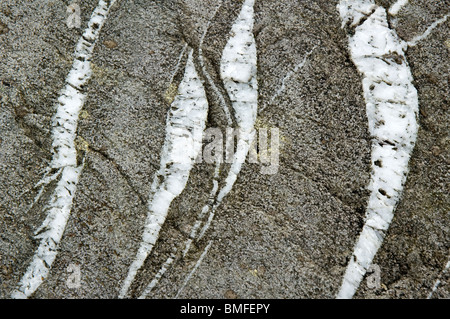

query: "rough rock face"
left=0, top=0, right=448, bottom=299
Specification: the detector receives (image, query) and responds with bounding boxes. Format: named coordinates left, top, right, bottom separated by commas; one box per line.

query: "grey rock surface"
left=0, top=0, right=448, bottom=298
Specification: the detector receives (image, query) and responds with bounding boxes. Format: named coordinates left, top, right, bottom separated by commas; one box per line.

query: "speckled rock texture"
left=0, top=0, right=448, bottom=299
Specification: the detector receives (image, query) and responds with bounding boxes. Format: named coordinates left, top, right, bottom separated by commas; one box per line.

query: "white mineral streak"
left=11, top=0, right=116, bottom=299
left=138, top=254, right=176, bottom=299
left=408, top=14, right=449, bottom=47
left=270, top=46, right=316, bottom=105
left=175, top=240, right=212, bottom=298
left=197, top=0, right=258, bottom=241
left=182, top=163, right=220, bottom=257
left=133, top=0, right=257, bottom=295
left=427, top=258, right=450, bottom=299
left=388, top=0, right=409, bottom=16
left=338, top=0, right=377, bottom=27
left=337, top=1, right=419, bottom=299
left=169, top=43, right=188, bottom=84
left=198, top=1, right=233, bottom=125
left=119, top=51, right=209, bottom=298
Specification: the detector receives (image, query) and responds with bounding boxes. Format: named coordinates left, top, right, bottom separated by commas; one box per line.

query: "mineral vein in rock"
left=337, top=0, right=419, bottom=299
left=119, top=50, right=208, bottom=298
left=388, top=0, right=409, bottom=16
left=198, top=0, right=258, bottom=240
left=135, top=0, right=258, bottom=296
left=182, top=163, right=220, bottom=257
left=407, top=14, right=449, bottom=47
left=138, top=253, right=175, bottom=299
left=428, top=257, right=450, bottom=299
left=175, top=240, right=212, bottom=298
left=270, top=46, right=316, bottom=105
left=198, top=0, right=233, bottom=126
left=11, top=0, right=116, bottom=299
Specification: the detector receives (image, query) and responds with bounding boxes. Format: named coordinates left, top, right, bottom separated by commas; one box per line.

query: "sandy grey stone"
left=0, top=0, right=448, bottom=299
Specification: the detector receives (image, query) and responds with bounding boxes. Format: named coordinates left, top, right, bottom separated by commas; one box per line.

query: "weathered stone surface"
left=0, top=0, right=448, bottom=298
